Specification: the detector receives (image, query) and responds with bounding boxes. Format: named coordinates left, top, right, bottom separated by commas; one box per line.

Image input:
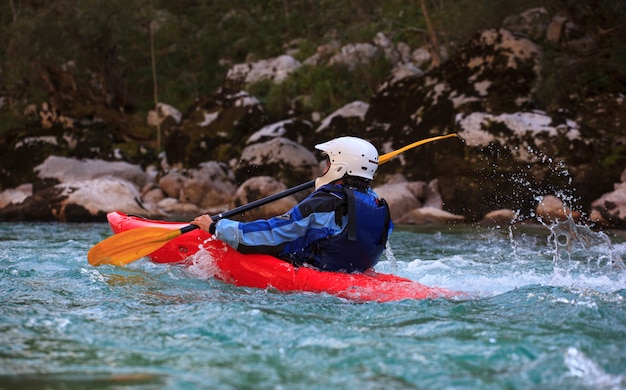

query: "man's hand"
left=191, top=214, right=214, bottom=232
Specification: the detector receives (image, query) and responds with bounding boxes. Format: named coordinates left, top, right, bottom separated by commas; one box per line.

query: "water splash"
left=509, top=145, right=580, bottom=223
left=185, top=238, right=222, bottom=279
left=548, top=215, right=625, bottom=269
left=384, top=240, right=398, bottom=271
left=506, top=145, right=626, bottom=272
left=565, top=347, right=625, bottom=389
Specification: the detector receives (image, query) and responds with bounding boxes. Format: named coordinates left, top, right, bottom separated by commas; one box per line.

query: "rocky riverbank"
left=0, top=7, right=624, bottom=228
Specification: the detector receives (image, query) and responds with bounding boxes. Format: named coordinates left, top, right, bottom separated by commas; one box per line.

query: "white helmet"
left=314, top=136, right=379, bottom=189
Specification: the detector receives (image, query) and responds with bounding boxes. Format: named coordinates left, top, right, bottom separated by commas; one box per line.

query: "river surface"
left=1, top=219, right=625, bottom=389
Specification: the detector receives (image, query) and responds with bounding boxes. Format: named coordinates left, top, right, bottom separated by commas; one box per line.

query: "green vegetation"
left=0, top=0, right=624, bottom=138
left=250, top=56, right=392, bottom=120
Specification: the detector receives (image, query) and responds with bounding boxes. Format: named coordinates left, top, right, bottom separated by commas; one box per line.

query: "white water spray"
left=548, top=216, right=625, bottom=269
left=384, top=240, right=398, bottom=271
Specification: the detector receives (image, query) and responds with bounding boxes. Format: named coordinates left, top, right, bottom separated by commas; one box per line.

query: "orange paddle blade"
left=88, top=227, right=183, bottom=266
left=378, top=133, right=458, bottom=164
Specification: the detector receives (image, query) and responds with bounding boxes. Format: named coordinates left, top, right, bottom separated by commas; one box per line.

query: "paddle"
left=88, top=133, right=457, bottom=266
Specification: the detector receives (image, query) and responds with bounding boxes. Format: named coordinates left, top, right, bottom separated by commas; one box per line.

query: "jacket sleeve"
left=214, top=191, right=345, bottom=256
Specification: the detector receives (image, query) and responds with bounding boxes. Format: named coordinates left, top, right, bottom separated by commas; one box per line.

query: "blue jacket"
left=215, top=183, right=393, bottom=272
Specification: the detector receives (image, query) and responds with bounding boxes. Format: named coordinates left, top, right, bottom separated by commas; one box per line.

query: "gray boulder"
left=235, top=137, right=318, bottom=188
left=0, top=177, right=150, bottom=222
left=35, top=155, right=152, bottom=189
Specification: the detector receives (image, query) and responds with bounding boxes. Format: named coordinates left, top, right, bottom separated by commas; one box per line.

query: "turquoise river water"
left=1, top=219, right=625, bottom=389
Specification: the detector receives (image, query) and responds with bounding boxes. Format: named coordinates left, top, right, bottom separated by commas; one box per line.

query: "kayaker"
left=192, top=136, right=392, bottom=273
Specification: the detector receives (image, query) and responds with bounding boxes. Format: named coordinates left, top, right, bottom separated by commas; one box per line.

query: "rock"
left=35, top=156, right=152, bottom=189
left=165, top=89, right=268, bottom=167
left=329, top=43, right=380, bottom=70
left=157, top=162, right=237, bottom=211
left=424, top=179, right=443, bottom=209
left=147, top=102, right=182, bottom=126
left=502, top=7, right=550, bottom=41
left=314, top=101, right=369, bottom=141
left=363, top=29, right=545, bottom=220
left=181, top=162, right=237, bottom=210
left=141, top=184, right=166, bottom=205
left=456, top=111, right=583, bottom=161
left=0, top=184, right=32, bottom=208
left=397, top=207, right=465, bottom=225
left=246, top=119, right=313, bottom=145
left=480, top=209, right=519, bottom=226
left=546, top=13, right=596, bottom=55
left=302, top=40, right=342, bottom=66
left=389, top=62, right=424, bottom=84
left=396, top=42, right=412, bottom=63
left=159, top=171, right=186, bottom=199
left=157, top=198, right=202, bottom=218
left=373, top=180, right=445, bottom=223
left=411, top=47, right=432, bottom=69
left=226, top=55, right=302, bottom=85
left=590, top=174, right=626, bottom=228
left=536, top=195, right=581, bottom=222
left=234, top=137, right=318, bottom=188
left=373, top=32, right=400, bottom=64
left=374, top=182, right=423, bottom=221
left=229, top=176, right=299, bottom=221
left=0, top=121, right=117, bottom=190
left=0, top=177, right=150, bottom=222
left=60, top=178, right=153, bottom=220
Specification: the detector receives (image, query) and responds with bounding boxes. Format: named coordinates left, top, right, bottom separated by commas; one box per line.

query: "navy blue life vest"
left=301, top=184, right=390, bottom=272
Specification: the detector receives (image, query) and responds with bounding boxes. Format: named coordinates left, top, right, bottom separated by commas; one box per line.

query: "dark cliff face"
left=354, top=28, right=625, bottom=221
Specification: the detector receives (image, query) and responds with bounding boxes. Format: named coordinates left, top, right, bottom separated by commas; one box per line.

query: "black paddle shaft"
left=181, top=180, right=315, bottom=234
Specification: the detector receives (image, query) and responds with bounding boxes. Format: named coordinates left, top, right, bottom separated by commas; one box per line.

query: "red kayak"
left=106, top=211, right=459, bottom=302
